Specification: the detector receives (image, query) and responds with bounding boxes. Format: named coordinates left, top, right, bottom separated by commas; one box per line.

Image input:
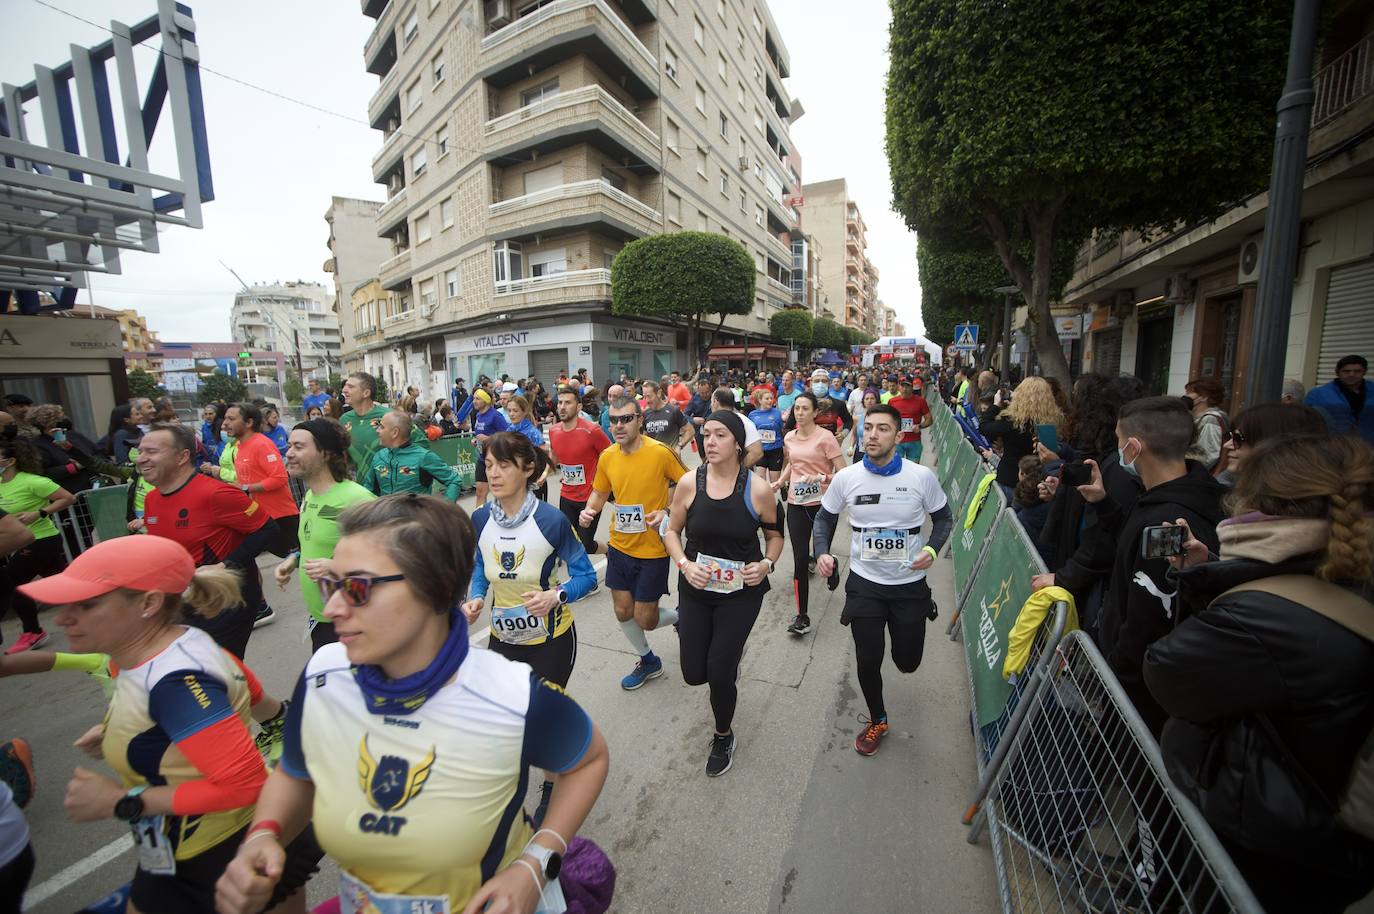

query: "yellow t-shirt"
left=591, top=438, right=687, bottom=559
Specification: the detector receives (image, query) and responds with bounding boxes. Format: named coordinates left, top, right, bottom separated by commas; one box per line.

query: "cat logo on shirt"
left=356, top=735, right=435, bottom=836
left=494, top=544, right=525, bottom=580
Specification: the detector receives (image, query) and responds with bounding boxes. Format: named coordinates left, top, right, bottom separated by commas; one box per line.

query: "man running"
left=549, top=385, right=612, bottom=558
left=807, top=369, right=854, bottom=450
left=813, top=403, right=953, bottom=756
left=358, top=410, right=461, bottom=500
left=275, top=418, right=375, bottom=650
left=580, top=395, right=687, bottom=689
left=469, top=388, right=509, bottom=504
left=887, top=378, right=933, bottom=463
left=641, top=381, right=691, bottom=453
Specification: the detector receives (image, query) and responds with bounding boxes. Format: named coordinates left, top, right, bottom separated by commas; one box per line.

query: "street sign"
left=953, top=323, right=979, bottom=352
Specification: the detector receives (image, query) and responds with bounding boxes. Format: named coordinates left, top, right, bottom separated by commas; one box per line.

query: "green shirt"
left=219, top=438, right=239, bottom=484
left=341, top=404, right=427, bottom=479
left=0, top=471, right=61, bottom=539
left=298, top=480, right=376, bottom=621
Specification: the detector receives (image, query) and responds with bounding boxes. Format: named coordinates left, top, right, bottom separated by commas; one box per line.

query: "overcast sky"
left=3, top=0, right=922, bottom=343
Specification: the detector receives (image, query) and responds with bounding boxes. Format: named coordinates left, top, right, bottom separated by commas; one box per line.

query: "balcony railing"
left=483, top=84, right=659, bottom=162
left=376, top=186, right=407, bottom=223
left=379, top=249, right=412, bottom=289
left=481, top=0, right=656, bottom=72
left=1313, top=34, right=1373, bottom=128
left=383, top=309, right=415, bottom=327
left=489, top=179, right=661, bottom=236
left=371, top=127, right=405, bottom=174
left=363, top=11, right=395, bottom=70
left=495, top=267, right=612, bottom=296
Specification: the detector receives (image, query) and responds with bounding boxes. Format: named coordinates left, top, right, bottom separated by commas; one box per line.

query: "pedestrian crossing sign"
left=953, top=323, right=979, bottom=352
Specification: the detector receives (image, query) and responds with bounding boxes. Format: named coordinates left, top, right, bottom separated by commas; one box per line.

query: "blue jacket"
left=1305, top=379, right=1374, bottom=444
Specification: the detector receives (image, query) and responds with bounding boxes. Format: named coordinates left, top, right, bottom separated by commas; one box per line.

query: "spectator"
left=105, top=404, right=142, bottom=464
left=979, top=377, right=1064, bottom=497
left=199, top=403, right=225, bottom=462
left=1306, top=354, right=1374, bottom=444
left=153, top=396, right=177, bottom=423
left=2, top=395, right=35, bottom=439
left=26, top=404, right=97, bottom=494
left=435, top=402, right=461, bottom=436
left=1144, top=434, right=1374, bottom=914
left=1012, top=455, right=1053, bottom=565
left=1183, top=376, right=1229, bottom=472
left=261, top=404, right=289, bottom=456
left=302, top=377, right=330, bottom=414
left=1215, top=401, right=1327, bottom=488
left=1280, top=377, right=1305, bottom=404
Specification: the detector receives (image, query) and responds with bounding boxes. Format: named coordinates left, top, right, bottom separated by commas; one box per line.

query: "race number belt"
left=901, top=418, right=916, bottom=433
left=340, top=871, right=449, bottom=914
left=560, top=464, right=585, bottom=487
left=696, top=552, right=745, bottom=594
left=858, top=527, right=917, bottom=563
left=613, top=503, right=646, bottom=534
left=491, top=604, right=547, bottom=645
left=760, top=429, right=777, bottom=443
left=130, top=814, right=175, bottom=875
left=791, top=479, right=822, bottom=505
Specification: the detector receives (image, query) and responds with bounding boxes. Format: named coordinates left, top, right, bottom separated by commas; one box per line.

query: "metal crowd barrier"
left=54, top=484, right=132, bottom=563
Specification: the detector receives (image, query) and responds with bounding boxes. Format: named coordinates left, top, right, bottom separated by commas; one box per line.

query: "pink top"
left=784, top=427, right=843, bottom=487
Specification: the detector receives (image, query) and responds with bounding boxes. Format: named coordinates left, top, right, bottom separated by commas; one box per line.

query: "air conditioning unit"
left=485, top=0, right=512, bottom=29
left=1162, top=271, right=1193, bottom=305
left=1237, top=234, right=1262, bottom=285
left=737, top=156, right=749, bottom=170
left=421, top=302, right=437, bottom=318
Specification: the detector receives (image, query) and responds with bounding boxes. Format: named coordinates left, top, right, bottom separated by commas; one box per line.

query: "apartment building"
left=325, top=197, right=395, bottom=373
left=230, top=281, right=342, bottom=380
left=360, top=0, right=806, bottom=395
left=802, top=178, right=881, bottom=334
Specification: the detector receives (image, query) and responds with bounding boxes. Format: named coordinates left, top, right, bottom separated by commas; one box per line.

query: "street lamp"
left=994, top=284, right=1019, bottom=377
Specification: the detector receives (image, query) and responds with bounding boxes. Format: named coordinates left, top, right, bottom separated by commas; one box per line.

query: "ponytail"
left=179, top=566, right=243, bottom=619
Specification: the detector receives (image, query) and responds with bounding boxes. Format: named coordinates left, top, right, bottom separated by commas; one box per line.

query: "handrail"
left=484, top=84, right=659, bottom=148
left=494, top=267, right=612, bottom=295
left=480, top=0, right=656, bottom=71
left=489, top=179, right=661, bottom=222
left=1313, top=33, right=1373, bottom=128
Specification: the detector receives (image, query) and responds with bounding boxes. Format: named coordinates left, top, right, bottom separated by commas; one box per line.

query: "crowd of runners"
left=0, top=362, right=950, bottom=914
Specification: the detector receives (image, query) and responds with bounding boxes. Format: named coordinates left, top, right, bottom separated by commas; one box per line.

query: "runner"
left=357, top=410, right=461, bottom=500
left=579, top=395, right=687, bottom=690
left=748, top=388, right=785, bottom=483
left=548, top=385, right=612, bottom=558
left=774, top=392, right=846, bottom=636
left=339, top=371, right=423, bottom=476
left=888, top=377, right=933, bottom=463
left=276, top=419, right=376, bottom=651
left=464, top=431, right=597, bottom=825
left=664, top=411, right=783, bottom=777
left=808, top=368, right=854, bottom=450
left=215, top=495, right=610, bottom=914
left=813, top=403, right=953, bottom=756
left=641, top=380, right=691, bottom=454
left=469, top=388, right=510, bottom=505
left=504, top=396, right=553, bottom=501
left=21, top=536, right=318, bottom=914
left=851, top=388, right=879, bottom=461
left=711, top=388, right=764, bottom=468
left=0, top=440, right=75, bottom=654
left=224, top=403, right=299, bottom=552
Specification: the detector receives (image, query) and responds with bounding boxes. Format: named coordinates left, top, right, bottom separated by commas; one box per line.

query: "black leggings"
left=850, top=615, right=928, bottom=721
left=0, top=843, right=34, bottom=914
left=559, top=496, right=599, bottom=555
left=785, top=503, right=821, bottom=617
left=2, top=535, right=67, bottom=634
left=678, top=587, right=765, bottom=733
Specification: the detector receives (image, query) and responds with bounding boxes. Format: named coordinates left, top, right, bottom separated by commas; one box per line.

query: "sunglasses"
left=317, top=573, right=406, bottom=607
left=608, top=414, right=638, bottom=425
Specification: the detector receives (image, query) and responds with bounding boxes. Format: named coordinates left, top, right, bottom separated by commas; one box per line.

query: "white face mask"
left=811, top=382, right=828, bottom=397
left=1118, top=439, right=1140, bottom=478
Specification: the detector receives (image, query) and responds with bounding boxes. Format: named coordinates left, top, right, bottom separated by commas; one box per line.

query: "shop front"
left=0, top=312, right=125, bottom=438
left=445, top=316, right=685, bottom=387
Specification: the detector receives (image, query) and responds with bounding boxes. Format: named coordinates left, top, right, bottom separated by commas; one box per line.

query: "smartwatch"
left=114, top=784, right=148, bottom=822
left=556, top=587, right=569, bottom=605
left=523, top=842, right=562, bottom=881
left=763, top=557, right=775, bottom=574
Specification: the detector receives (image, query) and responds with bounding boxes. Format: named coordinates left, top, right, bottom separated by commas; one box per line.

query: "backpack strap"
left=1215, top=574, right=1374, bottom=642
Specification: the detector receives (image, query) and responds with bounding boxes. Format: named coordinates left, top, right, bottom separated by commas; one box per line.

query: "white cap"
left=501, top=382, right=518, bottom=393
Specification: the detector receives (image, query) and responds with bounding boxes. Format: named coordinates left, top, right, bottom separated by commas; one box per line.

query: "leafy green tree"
left=196, top=372, right=248, bottom=407
left=126, top=367, right=167, bottom=400
left=283, top=376, right=304, bottom=406
left=886, top=0, right=1289, bottom=385
left=769, top=308, right=814, bottom=348
left=845, top=327, right=876, bottom=348
left=812, top=318, right=847, bottom=351
left=612, top=232, right=755, bottom=366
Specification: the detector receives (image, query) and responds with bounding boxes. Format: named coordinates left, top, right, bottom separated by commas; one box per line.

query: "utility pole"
left=1243, top=0, right=1321, bottom=408
left=293, top=327, right=305, bottom=384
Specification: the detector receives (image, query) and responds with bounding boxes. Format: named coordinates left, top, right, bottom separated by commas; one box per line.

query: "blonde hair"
left=1002, top=377, right=1065, bottom=430
left=134, top=566, right=243, bottom=624
left=1230, top=435, right=1374, bottom=584
left=28, top=403, right=64, bottom=431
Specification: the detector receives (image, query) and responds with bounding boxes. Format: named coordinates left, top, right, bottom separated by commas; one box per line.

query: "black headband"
left=294, top=418, right=347, bottom=455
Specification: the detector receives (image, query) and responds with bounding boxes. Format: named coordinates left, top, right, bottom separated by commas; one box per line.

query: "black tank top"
left=683, top=466, right=768, bottom=596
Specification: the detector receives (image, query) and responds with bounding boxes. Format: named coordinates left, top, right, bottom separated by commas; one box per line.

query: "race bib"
left=901, top=417, right=915, bottom=433
left=131, top=814, right=175, bottom=875
left=760, top=429, right=777, bottom=443
left=791, top=479, right=822, bottom=505
left=860, top=529, right=911, bottom=563
left=341, top=871, right=450, bottom=914
left=697, top=552, right=745, bottom=594
left=560, top=464, right=585, bottom=487
left=613, top=504, right=646, bottom=534
left=491, top=604, right=547, bottom=645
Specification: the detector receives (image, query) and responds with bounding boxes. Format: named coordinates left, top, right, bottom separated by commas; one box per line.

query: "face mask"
left=224, top=434, right=237, bottom=443
left=811, top=383, right=828, bottom=397
left=1118, top=440, right=1140, bottom=478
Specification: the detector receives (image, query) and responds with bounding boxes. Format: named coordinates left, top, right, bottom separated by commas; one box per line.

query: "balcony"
left=368, top=78, right=401, bottom=131
left=364, top=14, right=397, bottom=77
left=1313, top=34, right=1372, bottom=128
left=488, top=179, right=661, bottom=241
left=379, top=249, right=412, bottom=291
left=483, top=85, right=660, bottom=172
left=493, top=267, right=614, bottom=309
left=375, top=186, right=408, bottom=233
left=361, top=0, right=387, bottom=17
left=764, top=276, right=791, bottom=303
left=382, top=309, right=415, bottom=328
left=765, top=232, right=791, bottom=263
left=479, top=0, right=658, bottom=100
left=371, top=128, right=405, bottom=183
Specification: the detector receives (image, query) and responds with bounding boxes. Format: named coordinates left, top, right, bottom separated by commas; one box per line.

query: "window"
left=717, top=0, right=726, bottom=19
left=603, top=251, right=618, bottom=270
left=440, top=196, right=454, bottom=229
left=493, top=240, right=523, bottom=284
left=718, top=53, right=727, bottom=82
left=738, top=191, right=746, bottom=212
left=693, top=15, right=704, bottom=48
left=435, top=125, right=449, bottom=158
left=737, top=27, right=745, bottom=51
left=411, top=146, right=427, bottom=177
left=403, top=7, right=420, bottom=45
left=431, top=52, right=445, bottom=86
left=523, top=163, right=563, bottom=195
left=738, top=81, right=746, bottom=108
left=529, top=248, right=567, bottom=278
left=752, top=9, right=762, bottom=35
left=600, top=167, right=626, bottom=192
left=719, top=113, right=729, bottom=139
left=755, top=204, right=764, bottom=226
left=694, top=82, right=706, bottom=114
left=406, top=79, right=422, bottom=113
left=665, top=118, right=680, bottom=154
left=753, top=58, right=763, bottom=85
left=696, top=148, right=708, bottom=177
left=754, top=250, right=764, bottom=272
left=753, top=158, right=762, bottom=179
left=697, top=210, right=709, bottom=231
left=664, top=45, right=679, bottom=82
left=415, top=212, right=431, bottom=244
left=667, top=191, right=682, bottom=224
left=754, top=107, right=764, bottom=134
left=520, top=78, right=560, bottom=107
left=720, top=169, right=729, bottom=196
left=419, top=278, right=436, bottom=308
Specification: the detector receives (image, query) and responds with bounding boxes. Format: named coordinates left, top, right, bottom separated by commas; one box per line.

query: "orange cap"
left=18, top=536, right=196, bottom=605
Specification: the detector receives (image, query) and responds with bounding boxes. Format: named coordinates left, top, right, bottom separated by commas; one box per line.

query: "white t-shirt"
left=820, top=458, right=948, bottom=586
left=737, top=412, right=761, bottom=448
left=847, top=387, right=867, bottom=418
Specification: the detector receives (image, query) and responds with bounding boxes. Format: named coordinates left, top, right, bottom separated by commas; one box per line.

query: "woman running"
left=665, top=411, right=783, bottom=777
left=773, top=393, right=846, bottom=637
left=851, top=389, right=878, bottom=461
left=506, top=395, right=553, bottom=501
left=1, top=440, right=75, bottom=654
left=748, top=388, right=785, bottom=485
left=463, top=431, right=597, bottom=824
left=20, top=535, right=317, bottom=914
left=215, top=495, right=609, bottom=914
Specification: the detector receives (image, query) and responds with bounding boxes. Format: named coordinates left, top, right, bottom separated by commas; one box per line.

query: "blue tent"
left=815, top=349, right=846, bottom=365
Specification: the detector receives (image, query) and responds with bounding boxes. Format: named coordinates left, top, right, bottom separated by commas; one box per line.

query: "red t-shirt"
left=666, top=382, right=692, bottom=409
left=144, top=473, right=270, bottom=566
left=548, top=417, right=612, bottom=503
left=889, top=395, right=932, bottom=442
left=233, top=433, right=297, bottom=520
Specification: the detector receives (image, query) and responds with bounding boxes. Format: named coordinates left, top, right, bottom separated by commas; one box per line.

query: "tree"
left=196, top=372, right=248, bottom=407
left=845, top=327, right=876, bottom=348
left=769, top=308, right=813, bottom=348
left=886, top=0, right=1290, bottom=386
left=126, top=367, right=167, bottom=400
left=283, top=377, right=304, bottom=406
left=612, top=232, right=755, bottom=367
left=812, top=318, right=847, bottom=351
left=916, top=236, right=1007, bottom=358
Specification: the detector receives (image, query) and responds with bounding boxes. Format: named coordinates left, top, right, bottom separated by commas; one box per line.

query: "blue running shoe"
left=620, top=655, right=664, bottom=690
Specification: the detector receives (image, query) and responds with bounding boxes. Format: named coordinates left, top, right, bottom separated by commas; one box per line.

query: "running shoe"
left=532, top=779, right=553, bottom=829
left=0, top=738, right=36, bottom=808
left=705, top=731, right=736, bottom=777
left=786, top=614, right=811, bottom=636
left=854, top=716, right=890, bottom=756
left=253, top=604, right=276, bottom=628
left=254, top=700, right=289, bottom=766
left=620, top=655, right=664, bottom=690
left=4, top=631, right=49, bottom=655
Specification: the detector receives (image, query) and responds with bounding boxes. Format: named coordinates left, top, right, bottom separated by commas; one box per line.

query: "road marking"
left=468, top=556, right=607, bottom=646
left=23, top=833, right=133, bottom=911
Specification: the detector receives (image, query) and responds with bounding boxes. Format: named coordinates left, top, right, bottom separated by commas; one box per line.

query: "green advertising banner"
left=426, top=435, right=479, bottom=492
left=82, top=485, right=132, bottom=543
left=952, top=479, right=1004, bottom=605
left=960, top=512, right=1046, bottom=726
left=944, top=439, right=985, bottom=518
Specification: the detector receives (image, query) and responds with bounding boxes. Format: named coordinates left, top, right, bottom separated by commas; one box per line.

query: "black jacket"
left=1144, top=555, right=1374, bottom=875
left=1094, top=462, right=1226, bottom=734
left=979, top=416, right=1038, bottom=488
left=32, top=432, right=98, bottom=493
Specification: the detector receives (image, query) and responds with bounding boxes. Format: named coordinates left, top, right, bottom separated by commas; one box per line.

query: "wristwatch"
left=523, top=841, right=562, bottom=881
left=763, top=557, right=775, bottom=574
left=556, top=587, right=569, bottom=605
left=114, top=785, right=148, bottom=822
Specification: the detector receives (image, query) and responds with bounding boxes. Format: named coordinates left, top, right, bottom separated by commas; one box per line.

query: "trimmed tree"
left=196, top=372, right=248, bottom=407
left=886, top=0, right=1290, bottom=385
left=283, top=376, right=305, bottom=406
left=612, top=231, right=755, bottom=367
left=846, top=327, right=877, bottom=347
left=769, top=308, right=814, bottom=349
left=126, top=367, right=167, bottom=400
left=812, top=318, right=847, bottom=351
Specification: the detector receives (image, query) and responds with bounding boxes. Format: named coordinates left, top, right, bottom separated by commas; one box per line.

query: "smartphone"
left=1035, top=423, right=1059, bottom=453
left=1061, top=461, right=1092, bottom=488
left=1140, top=524, right=1186, bottom=560
left=52, top=428, right=67, bottom=444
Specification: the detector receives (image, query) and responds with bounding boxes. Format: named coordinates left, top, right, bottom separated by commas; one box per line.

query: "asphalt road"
left=9, top=453, right=999, bottom=914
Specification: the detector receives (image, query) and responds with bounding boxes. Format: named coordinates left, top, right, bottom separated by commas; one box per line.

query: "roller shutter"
left=1318, top=257, right=1374, bottom=381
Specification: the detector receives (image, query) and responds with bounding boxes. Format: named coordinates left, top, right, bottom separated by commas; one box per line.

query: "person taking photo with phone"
left=978, top=377, right=1063, bottom=501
